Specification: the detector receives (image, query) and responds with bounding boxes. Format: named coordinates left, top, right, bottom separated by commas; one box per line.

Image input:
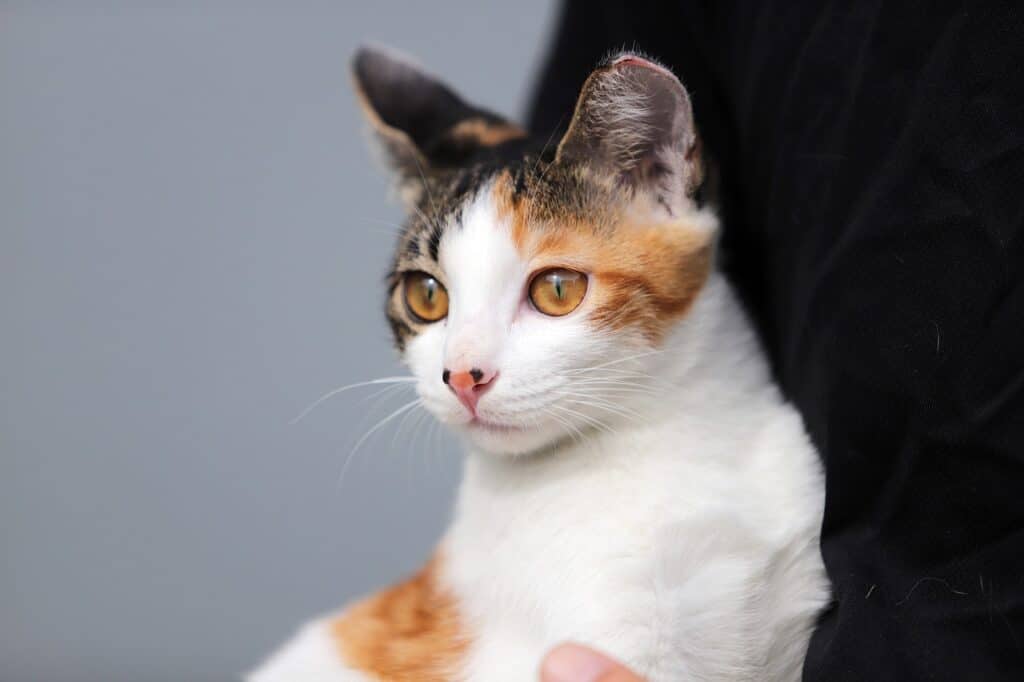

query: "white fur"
left=256, top=189, right=828, bottom=681
left=248, top=616, right=369, bottom=682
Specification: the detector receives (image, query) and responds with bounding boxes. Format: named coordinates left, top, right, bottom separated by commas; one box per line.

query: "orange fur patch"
left=449, top=118, right=527, bottom=147
left=331, top=555, right=470, bottom=681
left=493, top=173, right=712, bottom=343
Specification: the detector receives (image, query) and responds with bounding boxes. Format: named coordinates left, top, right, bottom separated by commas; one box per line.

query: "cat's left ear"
left=556, top=54, right=703, bottom=216
left=352, top=46, right=525, bottom=206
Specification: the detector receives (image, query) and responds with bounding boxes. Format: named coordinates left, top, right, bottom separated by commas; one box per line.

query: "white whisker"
left=567, top=381, right=662, bottom=398
left=391, top=399, right=425, bottom=450
left=338, top=398, right=422, bottom=489
left=569, top=378, right=659, bottom=391
left=289, top=377, right=416, bottom=425
left=406, top=407, right=431, bottom=482
left=544, top=406, right=586, bottom=446
left=552, top=403, right=614, bottom=435
left=554, top=392, right=644, bottom=422
left=570, top=371, right=661, bottom=385
left=564, top=349, right=664, bottom=374
left=363, top=382, right=416, bottom=415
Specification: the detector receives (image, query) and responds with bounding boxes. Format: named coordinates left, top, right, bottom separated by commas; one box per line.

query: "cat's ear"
left=351, top=46, right=525, bottom=206
left=556, top=54, right=703, bottom=215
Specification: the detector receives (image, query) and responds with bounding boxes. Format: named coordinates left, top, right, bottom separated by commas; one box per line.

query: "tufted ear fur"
left=351, top=46, right=526, bottom=206
left=556, top=54, right=703, bottom=217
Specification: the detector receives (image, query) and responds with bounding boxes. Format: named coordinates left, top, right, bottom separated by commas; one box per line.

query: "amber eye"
left=529, top=268, right=588, bottom=316
left=403, top=271, right=449, bottom=322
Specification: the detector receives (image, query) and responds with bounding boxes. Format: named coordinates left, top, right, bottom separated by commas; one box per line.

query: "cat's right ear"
left=351, top=46, right=524, bottom=207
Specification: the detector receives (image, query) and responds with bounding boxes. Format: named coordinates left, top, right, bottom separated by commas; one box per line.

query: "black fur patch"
left=386, top=312, right=414, bottom=352
left=426, top=222, right=444, bottom=262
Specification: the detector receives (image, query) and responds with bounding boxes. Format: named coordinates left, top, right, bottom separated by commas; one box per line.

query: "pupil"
left=554, top=277, right=563, bottom=299
left=425, top=281, right=434, bottom=302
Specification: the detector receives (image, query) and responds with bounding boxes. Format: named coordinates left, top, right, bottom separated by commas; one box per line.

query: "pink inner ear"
left=611, top=54, right=677, bottom=80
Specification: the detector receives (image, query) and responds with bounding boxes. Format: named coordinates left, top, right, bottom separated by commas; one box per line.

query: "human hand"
left=540, top=643, right=646, bottom=682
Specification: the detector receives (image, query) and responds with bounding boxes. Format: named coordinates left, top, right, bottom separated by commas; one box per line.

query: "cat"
left=250, top=46, right=829, bottom=682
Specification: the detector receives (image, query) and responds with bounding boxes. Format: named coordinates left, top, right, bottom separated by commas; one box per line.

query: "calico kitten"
left=251, top=47, right=829, bottom=682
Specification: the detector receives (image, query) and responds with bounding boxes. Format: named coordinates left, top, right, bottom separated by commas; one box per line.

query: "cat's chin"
left=459, top=418, right=566, bottom=457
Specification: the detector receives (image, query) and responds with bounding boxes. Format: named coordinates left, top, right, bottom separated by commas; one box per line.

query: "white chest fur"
left=443, top=276, right=829, bottom=682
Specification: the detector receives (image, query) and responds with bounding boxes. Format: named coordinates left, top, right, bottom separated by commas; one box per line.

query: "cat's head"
left=352, top=46, right=716, bottom=456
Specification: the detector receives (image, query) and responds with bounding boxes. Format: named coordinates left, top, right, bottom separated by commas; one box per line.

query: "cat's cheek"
left=401, top=324, right=452, bottom=406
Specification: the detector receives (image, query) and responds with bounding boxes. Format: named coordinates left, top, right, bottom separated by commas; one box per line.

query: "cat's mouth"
left=467, top=417, right=523, bottom=434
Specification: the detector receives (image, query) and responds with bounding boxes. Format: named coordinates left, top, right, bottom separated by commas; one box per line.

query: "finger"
left=540, top=642, right=646, bottom=682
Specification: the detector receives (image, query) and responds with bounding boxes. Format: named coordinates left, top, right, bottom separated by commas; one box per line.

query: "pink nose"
left=442, top=367, right=497, bottom=415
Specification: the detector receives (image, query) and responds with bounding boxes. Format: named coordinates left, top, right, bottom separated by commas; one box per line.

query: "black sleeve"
left=528, top=3, right=1024, bottom=680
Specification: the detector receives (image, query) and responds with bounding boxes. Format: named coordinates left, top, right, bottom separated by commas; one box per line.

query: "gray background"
left=1, top=3, right=555, bottom=680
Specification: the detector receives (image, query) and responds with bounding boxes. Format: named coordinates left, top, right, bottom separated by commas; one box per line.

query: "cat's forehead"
left=438, top=189, right=526, bottom=325
left=393, top=159, right=615, bottom=271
